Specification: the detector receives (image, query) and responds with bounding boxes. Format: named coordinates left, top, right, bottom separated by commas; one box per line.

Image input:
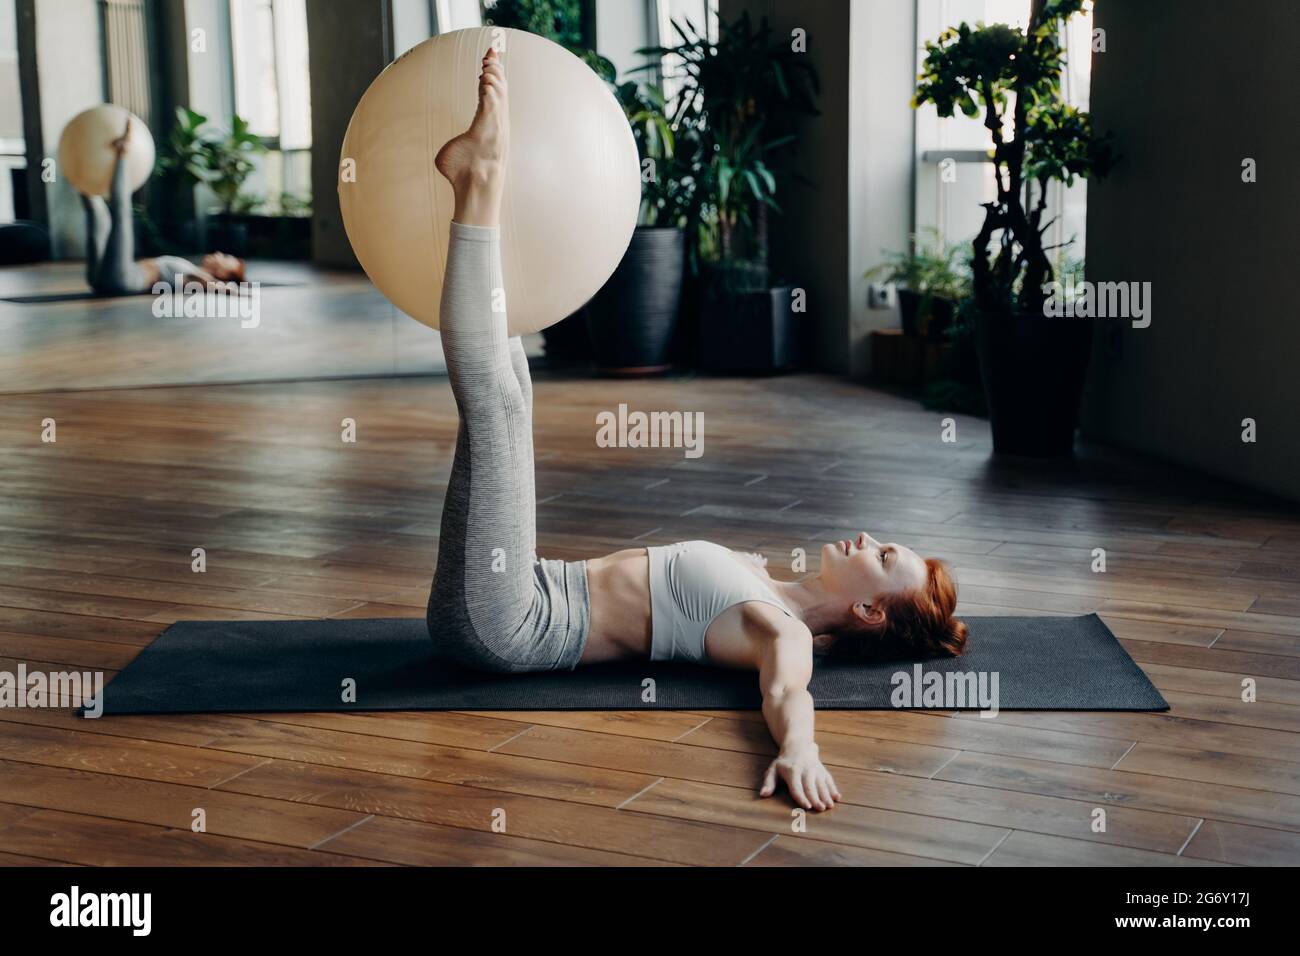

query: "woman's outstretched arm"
left=757, top=623, right=842, bottom=812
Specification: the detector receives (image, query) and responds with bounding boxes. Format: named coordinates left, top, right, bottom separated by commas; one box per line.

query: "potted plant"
left=156, top=107, right=267, bottom=255
left=921, top=297, right=987, bottom=416
left=914, top=0, right=1113, bottom=455
left=201, top=115, right=268, bottom=256
left=867, top=228, right=971, bottom=340
left=645, top=13, right=819, bottom=373
left=584, top=83, right=697, bottom=374
left=153, top=106, right=208, bottom=249
left=203, top=191, right=314, bottom=260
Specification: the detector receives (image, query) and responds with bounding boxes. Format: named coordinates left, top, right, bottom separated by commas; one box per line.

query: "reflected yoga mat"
left=90, top=613, right=1167, bottom=715
left=1, top=282, right=300, bottom=304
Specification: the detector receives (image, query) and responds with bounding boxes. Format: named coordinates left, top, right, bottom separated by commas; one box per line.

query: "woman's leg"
left=426, top=47, right=587, bottom=671
left=427, top=222, right=538, bottom=659
left=80, top=194, right=109, bottom=287
left=91, top=149, right=148, bottom=293
left=507, top=336, right=536, bottom=560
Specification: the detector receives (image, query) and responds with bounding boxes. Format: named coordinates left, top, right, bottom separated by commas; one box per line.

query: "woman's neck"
left=772, top=576, right=845, bottom=636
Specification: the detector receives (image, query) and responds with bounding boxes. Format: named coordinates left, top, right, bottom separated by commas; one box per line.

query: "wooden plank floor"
left=1, top=369, right=1299, bottom=866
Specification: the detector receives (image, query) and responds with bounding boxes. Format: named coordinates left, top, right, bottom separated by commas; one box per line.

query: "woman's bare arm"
left=756, top=623, right=842, bottom=812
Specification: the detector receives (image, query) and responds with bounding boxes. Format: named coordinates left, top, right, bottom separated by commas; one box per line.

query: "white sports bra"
left=647, top=540, right=795, bottom=663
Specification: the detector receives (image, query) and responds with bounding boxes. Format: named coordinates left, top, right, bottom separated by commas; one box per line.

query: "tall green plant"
left=611, top=81, right=699, bottom=228
left=484, top=0, right=583, bottom=45
left=641, top=13, right=819, bottom=287
left=913, top=0, right=1112, bottom=316
left=156, top=107, right=209, bottom=188
left=484, top=0, right=615, bottom=80
left=203, top=115, right=266, bottom=214
left=866, top=228, right=972, bottom=305
left=157, top=107, right=267, bottom=214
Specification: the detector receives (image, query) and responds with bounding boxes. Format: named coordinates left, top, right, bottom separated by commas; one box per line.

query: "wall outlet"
left=867, top=282, right=897, bottom=310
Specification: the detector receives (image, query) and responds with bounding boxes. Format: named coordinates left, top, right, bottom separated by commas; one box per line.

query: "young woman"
left=79, top=118, right=245, bottom=296
left=427, top=49, right=968, bottom=813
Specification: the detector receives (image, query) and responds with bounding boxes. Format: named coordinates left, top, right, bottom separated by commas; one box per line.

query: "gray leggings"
left=425, top=222, right=590, bottom=672
left=81, top=152, right=202, bottom=294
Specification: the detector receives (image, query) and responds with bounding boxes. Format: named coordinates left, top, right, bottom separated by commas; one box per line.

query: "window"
left=656, top=0, right=717, bottom=98
left=436, top=0, right=483, bottom=33
left=914, top=0, right=1093, bottom=264
left=659, top=0, right=718, bottom=41
left=227, top=0, right=311, bottom=210
left=229, top=0, right=310, bottom=149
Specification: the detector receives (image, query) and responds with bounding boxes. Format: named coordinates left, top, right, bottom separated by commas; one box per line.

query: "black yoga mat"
left=1, top=282, right=300, bottom=304
left=89, top=613, right=1167, bottom=716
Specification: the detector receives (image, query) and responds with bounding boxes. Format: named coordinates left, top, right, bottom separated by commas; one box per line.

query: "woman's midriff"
left=581, top=548, right=653, bottom=663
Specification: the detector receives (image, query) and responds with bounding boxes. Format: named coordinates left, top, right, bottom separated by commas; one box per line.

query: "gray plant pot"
left=586, top=226, right=686, bottom=375
left=697, top=283, right=800, bottom=373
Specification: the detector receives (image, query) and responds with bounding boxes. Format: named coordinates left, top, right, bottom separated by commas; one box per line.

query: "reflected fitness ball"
left=338, top=27, right=641, bottom=335
left=58, top=104, right=156, bottom=198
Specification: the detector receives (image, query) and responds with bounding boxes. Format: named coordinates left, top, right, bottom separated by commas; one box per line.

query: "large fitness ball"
left=57, top=104, right=155, bottom=198
left=338, top=27, right=640, bottom=335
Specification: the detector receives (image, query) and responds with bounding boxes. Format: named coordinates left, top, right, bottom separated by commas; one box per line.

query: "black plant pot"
left=586, top=227, right=685, bottom=375
left=205, top=214, right=249, bottom=258
left=898, top=290, right=957, bottom=340
left=697, top=283, right=800, bottom=373
left=541, top=309, right=594, bottom=363
left=898, top=289, right=921, bottom=337
left=974, top=310, right=1094, bottom=457
left=204, top=213, right=311, bottom=260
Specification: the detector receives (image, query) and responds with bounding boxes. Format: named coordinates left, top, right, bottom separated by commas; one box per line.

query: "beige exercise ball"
left=58, top=104, right=155, bottom=198
left=339, top=27, right=640, bottom=335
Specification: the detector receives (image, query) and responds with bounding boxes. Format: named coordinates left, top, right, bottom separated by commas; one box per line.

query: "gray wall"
left=722, top=0, right=848, bottom=371
left=847, top=0, right=915, bottom=377
left=1081, top=0, right=1300, bottom=501
left=721, top=0, right=914, bottom=375
left=304, top=0, right=390, bottom=267
left=595, top=0, right=654, bottom=79
left=146, top=0, right=195, bottom=239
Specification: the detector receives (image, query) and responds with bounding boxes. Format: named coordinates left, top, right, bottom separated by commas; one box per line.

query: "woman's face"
left=202, top=252, right=243, bottom=281
left=820, top=532, right=927, bottom=604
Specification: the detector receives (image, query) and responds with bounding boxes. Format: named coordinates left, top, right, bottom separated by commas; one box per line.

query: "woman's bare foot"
left=111, top=118, right=131, bottom=155
left=434, top=47, right=508, bottom=228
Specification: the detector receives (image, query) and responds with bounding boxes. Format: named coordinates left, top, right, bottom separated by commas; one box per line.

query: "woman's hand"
left=759, top=745, right=841, bottom=812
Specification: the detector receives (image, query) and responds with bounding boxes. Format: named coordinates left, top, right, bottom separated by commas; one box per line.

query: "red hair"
left=827, top=557, right=967, bottom=661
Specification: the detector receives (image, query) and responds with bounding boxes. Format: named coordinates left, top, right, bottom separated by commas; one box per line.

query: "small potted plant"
left=584, top=83, right=696, bottom=374
left=645, top=12, right=819, bottom=373
left=867, top=228, right=971, bottom=340
left=202, top=115, right=268, bottom=256
left=156, top=107, right=266, bottom=255
left=913, top=0, right=1113, bottom=456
